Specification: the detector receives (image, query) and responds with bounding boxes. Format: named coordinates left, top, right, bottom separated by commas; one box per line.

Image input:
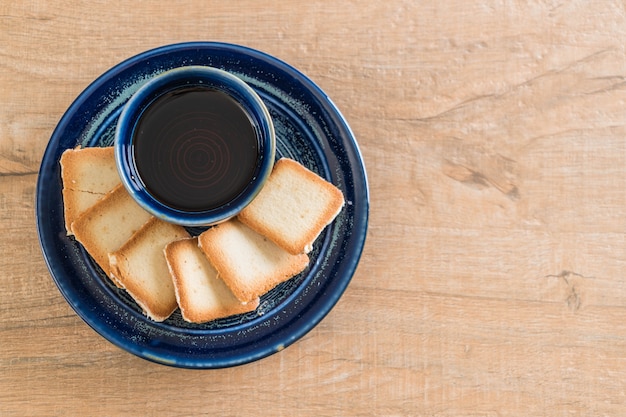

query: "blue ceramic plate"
left=36, top=42, right=368, bottom=369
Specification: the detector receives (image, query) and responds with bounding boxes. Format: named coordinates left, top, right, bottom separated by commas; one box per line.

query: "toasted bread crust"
left=238, top=158, right=344, bottom=254
left=60, top=146, right=121, bottom=235
left=71, top=184, right=152, bottom=278
left=164, top=237, right=259, bottom=323
left=198, top=219, right=309, bottom=303
left=109, top=217, right=190, bottom=322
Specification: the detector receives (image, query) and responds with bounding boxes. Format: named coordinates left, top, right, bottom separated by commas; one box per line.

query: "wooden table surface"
left=3, top=1, right=626, bottom=415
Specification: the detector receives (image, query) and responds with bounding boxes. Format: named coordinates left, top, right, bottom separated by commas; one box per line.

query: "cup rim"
left=114, top=65, right=275, bottom=227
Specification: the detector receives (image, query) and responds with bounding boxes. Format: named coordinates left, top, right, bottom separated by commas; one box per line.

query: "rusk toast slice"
left=109, top=218, right=190, bottom=322
left=60, top=146, right=121, bottom=235
left=238, top=158, right=345, bottom=254
left=198, top=219, right=309, bottom=304
left=71, top=184, right=152, bottom=279
left=164, top=237, right=260, bottom=323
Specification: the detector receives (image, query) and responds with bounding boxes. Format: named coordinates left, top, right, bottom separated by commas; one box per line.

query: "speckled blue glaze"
left=115, top=65, right=275, bottom=226
left=36, top=42, right=369, bottom=369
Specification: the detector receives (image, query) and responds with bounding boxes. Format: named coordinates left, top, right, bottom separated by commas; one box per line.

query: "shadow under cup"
left=115, top=66, right=275, bottom=226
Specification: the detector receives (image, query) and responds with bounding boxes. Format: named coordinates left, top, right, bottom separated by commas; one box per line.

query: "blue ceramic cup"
left=115, top=66, right=275, bottom=226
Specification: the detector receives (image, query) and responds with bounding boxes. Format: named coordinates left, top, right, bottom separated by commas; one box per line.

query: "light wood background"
left=2, top=1, right=626, bottom=415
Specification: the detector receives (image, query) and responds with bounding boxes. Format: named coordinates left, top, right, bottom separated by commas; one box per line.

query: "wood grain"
left=2, top=1, right=626, bottom=415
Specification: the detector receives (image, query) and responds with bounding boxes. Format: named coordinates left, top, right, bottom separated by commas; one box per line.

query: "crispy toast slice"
left=238, top=158, right=344, bottom=254
left=109, top=218, right=190, bottom=322
left=60, top=146, right=121, bottom=235
left=164, top=237, right=260, bottom=323
left=71, top=184, right=152, bottom=280
left=198, top=219, right=309, bottom=304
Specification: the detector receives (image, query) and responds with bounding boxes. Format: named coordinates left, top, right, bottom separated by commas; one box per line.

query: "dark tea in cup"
left=115, top=66, right=275, bottom=226
left=133, top=86, right=259, bottom=212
